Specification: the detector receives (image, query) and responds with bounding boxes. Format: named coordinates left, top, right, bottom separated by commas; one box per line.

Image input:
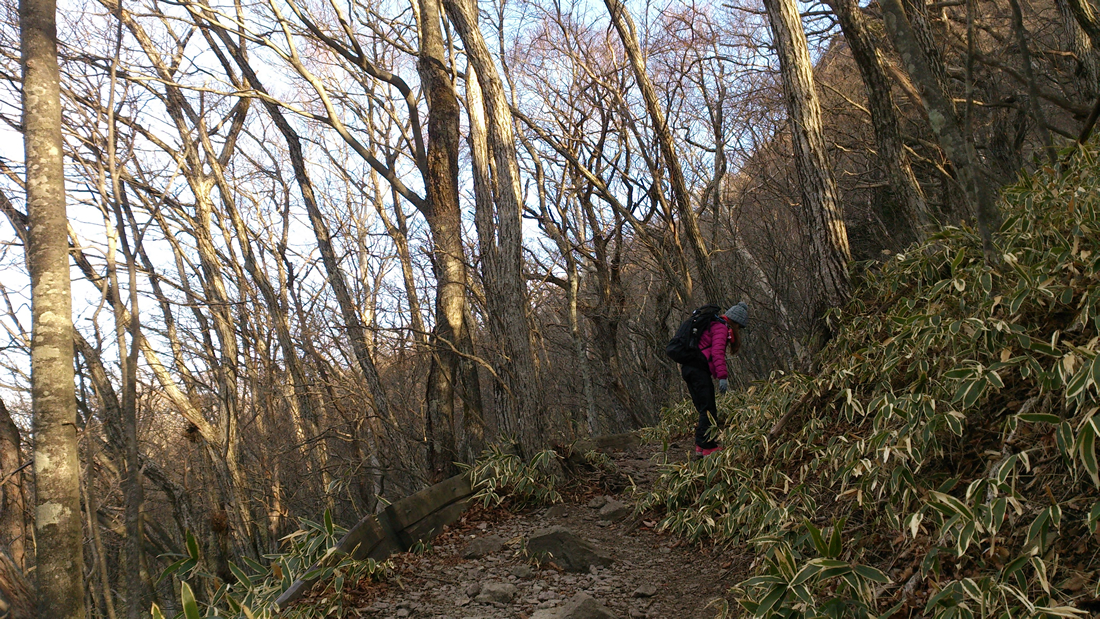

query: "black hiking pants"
left=681, top=363, right=720, bottom=449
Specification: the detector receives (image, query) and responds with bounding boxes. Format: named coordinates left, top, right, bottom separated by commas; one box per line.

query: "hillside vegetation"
left=642, top=148, right=1100, bottom=617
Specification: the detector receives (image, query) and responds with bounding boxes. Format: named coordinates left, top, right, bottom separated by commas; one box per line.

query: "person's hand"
left=718, top=379, right=728, bottom=394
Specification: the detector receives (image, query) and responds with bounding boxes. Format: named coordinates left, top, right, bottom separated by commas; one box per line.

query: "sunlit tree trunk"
left=762, top=0, right=852, bottom=314
left=446, top=0, right=545, bottom=457
left=417, top=0, right=485, bottom=475
left=20, top=0, right=86, bottom=610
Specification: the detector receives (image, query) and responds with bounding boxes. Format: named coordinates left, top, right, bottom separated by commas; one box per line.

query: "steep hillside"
left=643, top=147, right=1100, bottom=616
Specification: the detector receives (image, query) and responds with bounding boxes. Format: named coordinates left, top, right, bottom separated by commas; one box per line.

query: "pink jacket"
left=698, top=318, right=730, bottom=379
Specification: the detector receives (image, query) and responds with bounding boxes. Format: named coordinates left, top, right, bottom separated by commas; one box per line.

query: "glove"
left=718, top=379, right=728, bottom=394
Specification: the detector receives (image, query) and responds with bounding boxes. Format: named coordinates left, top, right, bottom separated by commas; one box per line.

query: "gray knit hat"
left=725, top=302, right=749, bottom=327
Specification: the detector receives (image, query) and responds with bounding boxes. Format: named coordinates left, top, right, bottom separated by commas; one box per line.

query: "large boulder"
left=526, top=526, right=613, bottom=572
left=530, top=593, right=618, bottom=619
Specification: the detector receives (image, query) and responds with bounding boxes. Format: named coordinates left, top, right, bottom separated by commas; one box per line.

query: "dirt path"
left=341, top=440, right=734, bottom=618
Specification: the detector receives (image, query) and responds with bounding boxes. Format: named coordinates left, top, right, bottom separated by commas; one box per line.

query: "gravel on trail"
left=338, top=441, right=736, bottom=618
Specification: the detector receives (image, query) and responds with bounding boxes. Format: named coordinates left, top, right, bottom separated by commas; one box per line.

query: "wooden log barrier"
left=273, top=474, right=474, bottom=610
left=274, top=432, right=638, bottom=611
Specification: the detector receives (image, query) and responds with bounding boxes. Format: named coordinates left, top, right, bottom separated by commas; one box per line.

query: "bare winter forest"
left=1, top=0, right=1098, bottom=611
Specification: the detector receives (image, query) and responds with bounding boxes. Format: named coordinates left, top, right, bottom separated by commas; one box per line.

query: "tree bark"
left=602, top=0, right=724, bottom=305
left=0, top=400, right=26, bottom=570
left=20, top=0, right=86, bottom=611
left=1057, top=0, right=1099, bottom=100
left=1064, top=0, right=1100, bottom=49
left=761, top=0, right=852, bottom=313
left=446, top=0, right=545, bottom=457
left=417, top=0, right=485, bottom=476
left=826, top=0, right=930, bottom=244
left=881, top=0, right=1001, bottom=255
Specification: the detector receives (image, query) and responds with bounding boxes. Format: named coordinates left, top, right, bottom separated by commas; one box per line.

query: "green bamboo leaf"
left=945, top=411, right=965, bottom=436
left=790, top=564, right=822, bottom=587
left=991, top=497, right=1007, bottom=531
left=1032, top=556, right=1051, bottom=593
left=996, top=454, right=1017, bottom=484
left=1002, top=553, right=1030, bottom=578
left=980, top=272, right=993, bottom=294
left=1010, top=290, right=1028, bottom=315
left=324, top=509, right=335, bottom=537
left=229, top=561, right=251, bottom=586
left=741, top=575, right=787, bottom=587
left=755, top=584, right=787, bottom=615
left=929, top=491, right=975, bottom=520
left=150, top=604, right=166, bottom=619
left=181, top=581, right=201, bottom=619
left=986, top=372, right=1004, bottom=391
left=1078, top=421, right=1099, bottom=487
left=1058, top=421, right=1076, bottom=460
left=1030, top=340, right=1060, bottom=356
left=818, top=564, right=852, bottom=579
left=1088, top=501, right=1100, bottom=534
left=828, top=519, right=844, bottom=558
left=155, top=557, right=191, bottom=586
left=804, top=519, right=828, bottom=557
left=853, top=564, right=891, bottom=583
left=963, top=378, right=988, bottom=408
left=1027, top=509, right=1050, bottom=544
left=1017, top=413, right=1061, bottom=424
left=951, top=248, right=967, bottom=272
left=185, top=530, right=201, bottom=561
left=960, top=577, right=982, bottom=600
left=1066, top=365, right=1091, bottom=399
left=241, top=556, right=267, bottom=575
left=945, top=368, right=975, bottom=379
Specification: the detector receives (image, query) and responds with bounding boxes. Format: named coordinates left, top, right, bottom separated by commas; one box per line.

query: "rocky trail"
left=327, top=440, right=735, bottom=618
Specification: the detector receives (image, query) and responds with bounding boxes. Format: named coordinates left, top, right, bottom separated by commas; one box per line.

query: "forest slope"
left=156, top=148, right=1100, bottom=619
left=643, top=145, right=1100, bottom=616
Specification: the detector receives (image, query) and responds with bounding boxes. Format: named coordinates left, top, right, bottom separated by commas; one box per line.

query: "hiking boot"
left=691, top=445, right=722, bottom=461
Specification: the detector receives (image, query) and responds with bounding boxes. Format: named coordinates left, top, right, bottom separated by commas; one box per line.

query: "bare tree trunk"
left=83, top=446, right=119, bottom=619
left=761, top=0, right=852, bottom=314
left=101, top=76, right=152, bottom=613
left=0, top=400, right=27, bottom=570
left=1057, top=0, right=1099, bottom=99
left=417, top=0, right=485, bottom=475
left=881, top=0, right=1001, bottom=256
left=826, top=0, right=930, bottom=244
left=1064, top=0, right=1100, bottom=49
left=902, top=0, right=949, bottom=96
left=446, top=0, right=545, bottom=457
left=602, top=0, right=724, bottom=304
left=20, top=0, right=86, bottom=611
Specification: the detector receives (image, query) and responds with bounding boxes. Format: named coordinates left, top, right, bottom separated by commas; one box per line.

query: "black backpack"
left=665, top=304, right=722, bottom=365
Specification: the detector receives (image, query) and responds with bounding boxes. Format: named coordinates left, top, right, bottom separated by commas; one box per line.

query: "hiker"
left=678, top=302, right=747, bottom=458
